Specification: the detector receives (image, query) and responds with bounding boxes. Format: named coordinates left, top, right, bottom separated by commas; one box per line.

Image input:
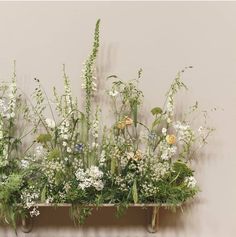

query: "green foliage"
left=132, top=180, right=138, bottom=204
left=47, top=148, right=60, bottom=160
left=36, top=133, right=52, bottom=143
left=151, top=107, right=163, bottom=116
left=171, top=160, right=194, bottom=183
left=70, top=205, right=93, bottom=225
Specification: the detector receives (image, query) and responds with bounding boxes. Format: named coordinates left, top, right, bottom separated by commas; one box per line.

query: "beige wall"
left=0, top=1, right=236, bottom=237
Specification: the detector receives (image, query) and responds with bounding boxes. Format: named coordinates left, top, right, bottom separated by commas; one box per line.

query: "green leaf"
left=151, top=107, right=163, bottom=116
left=80, top=112, right=87, bottom=143
left=41, top=185, right=47, bottom=202
left=36, top=133, right=52, bottom=143
left=152, top=117, right=162, bottom=128
left=48, top=148, right=60, bottom=160
left=132, top=101, right=138, bottom=127
left=55, top=172, right=62, bottom=186
left=132, top=180, right=138, bottom=204
left=111, top=157, right=116, bottom=175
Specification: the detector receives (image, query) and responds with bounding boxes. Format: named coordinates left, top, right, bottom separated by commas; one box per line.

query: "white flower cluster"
left=42, top=159, right=65, bottom=185
left=99, top=150, right=106, bottom=166
left=174, top=121, right=195, bottom=144
left=7, top=80, right=17, bottom=119
left=81, top=62, right=97, bottom=92
left=0, top=116, right=8, bottom=167
left=21, top=159, right=29, bottom=168
left=120, top=153, right=129, bottom=168
left=63, top=182, right=71, bottom=193
left=64, top=77, right=73, bottom=114
left=159, top=140, right=177, bottom=160
left=59, top=119, right=70, bottom=140
left=162, top=127, right=167, bottom=136
left=114, top=175, right=129, bottom=192
left=184, top=176, right=197, bottom=188
left=152, top=161, right=170, bottom=181
left=59, top=119, right=73, bottom=153
left=45, top=118, right=56, bottom=129
left=111, top=146, right=128, bottom=168
left=108, top=90, right=119, bottom=97
left=91, top=115, right=99, bottom=148
left=0, top=99, right=8, bottom=115
left=30, top=207, right=40, bottom=217
left=35, top=145, right=46, bottom=159
left=0, top=174, right=7, bottom=185
left=0, top=81, right=16, bottom=119
left=166, top=94, right=174, bottom=115
left=140, top=161, right=170, bottom=196
left=141, top=181, right=159, bottom=196
left=75, top=166, right=104, bottom=191
left=21, top=186, right=40, bottom=217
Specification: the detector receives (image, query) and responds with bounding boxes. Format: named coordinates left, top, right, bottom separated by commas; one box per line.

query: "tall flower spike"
left=81, top=19, right=100, bottom=139
left=7, top=60, right=17, bottom=119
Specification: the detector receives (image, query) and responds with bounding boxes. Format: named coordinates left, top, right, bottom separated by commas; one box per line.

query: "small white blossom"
left=162, top=127, right=167, bottom=135
left=185, top=176, right=197, bottom=188
left=62, top=134, right=69, bottom=140
left=159, top=140, right=177, bottom=160
left=45, top=118, right=56, bottom=129
left=75, top=166, right=104, bottom=191
left=174, top=121, right=195, bottom=144
left=67, top=147, right=72, bottom=153
left=109, top=90, right=119, bottom=97
left=167, top=118, right=172, bottom=124
left=21, top=159, right=29, bottom=168
left=35, top=145, right=45, bottom=159
left=30, top=207, right=40, bottom=217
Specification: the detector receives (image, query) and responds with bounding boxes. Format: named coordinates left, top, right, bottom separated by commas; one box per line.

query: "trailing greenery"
left=0, top=20, right=214, bottom=231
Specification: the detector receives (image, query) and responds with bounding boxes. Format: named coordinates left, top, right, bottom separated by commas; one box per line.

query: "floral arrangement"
left=0, top=20, right=214, bottom=229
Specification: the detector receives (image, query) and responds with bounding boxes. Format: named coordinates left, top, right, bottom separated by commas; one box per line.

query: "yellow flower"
left=166, top=134, right=176, bottom=145
left=117, top=121, right=126, bottom=129
left=127, top=150, right=143, bottom=161
left=134, top=150, right=142, bottom=161
left=124, top=116, right=133, bottom=125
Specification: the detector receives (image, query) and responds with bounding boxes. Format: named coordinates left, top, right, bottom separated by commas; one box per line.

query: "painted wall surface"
left=0, top=2, right=236, bottom=237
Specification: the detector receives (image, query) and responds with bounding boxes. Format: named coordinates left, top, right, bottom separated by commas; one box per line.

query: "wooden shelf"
left=21, top=203, right=182, bottom=234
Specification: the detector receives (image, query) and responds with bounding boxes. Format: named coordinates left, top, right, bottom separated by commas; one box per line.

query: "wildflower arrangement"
left=0, top=20, right=214, bottom=229
left=0, top=62, right=33, bottom=228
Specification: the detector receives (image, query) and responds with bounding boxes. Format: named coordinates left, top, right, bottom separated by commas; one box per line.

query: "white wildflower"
left=185, top=176, right=197, bottom=188
left=67, top=147, right=72, bottom=153
left=21, top=159, right=29, bottom=168
left=162, top=127, right=167, bottom=135
left=75, top=166, right=104, bottom=191
left=167, top=117, right=172, bottom=124
left=45, top=118, right=55, bottom=129
left=62, top=134, right=68, bottom=140
left=174, top=121, right=195, bottom=144
left=30, top=207, right=40, bottom=217
left=109, top=90, right=119, bottom=97
left=159, top=140, right=177, bottom=160
left=35, top=145, right=45, bottom=159
left=89, top=166, right=103, bottom=179
left=99, top=150, right=106, bottom=166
